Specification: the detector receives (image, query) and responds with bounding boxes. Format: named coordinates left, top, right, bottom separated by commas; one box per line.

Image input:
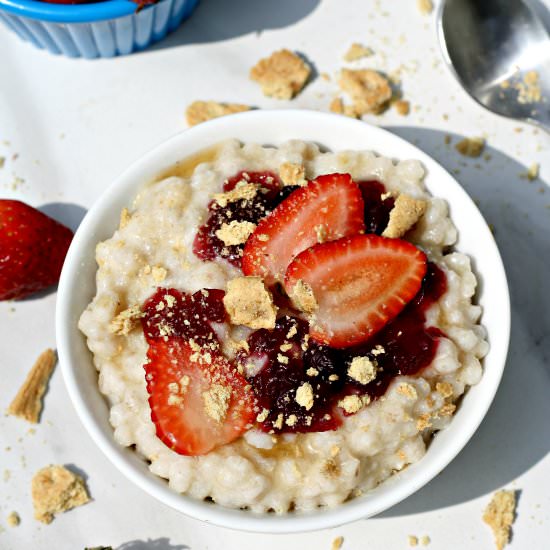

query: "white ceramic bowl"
left=56, top=110, right=510, bottom=533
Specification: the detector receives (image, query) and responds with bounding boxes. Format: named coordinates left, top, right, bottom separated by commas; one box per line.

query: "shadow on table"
left=377, top=125, right=550, bottom=517
left=39, top=202, right=87, bottom=232
left=146, top=0, right=320, bottom=52
left=117, top=538, right=188, bottom=550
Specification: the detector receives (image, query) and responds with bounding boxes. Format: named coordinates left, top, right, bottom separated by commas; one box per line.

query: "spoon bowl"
left=437, top=0, right=550, bottom=132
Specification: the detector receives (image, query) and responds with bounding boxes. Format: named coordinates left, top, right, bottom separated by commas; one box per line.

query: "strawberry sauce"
left=193, top=171, right=297, bottom=267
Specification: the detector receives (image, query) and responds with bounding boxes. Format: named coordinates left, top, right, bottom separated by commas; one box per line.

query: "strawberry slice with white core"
left=145, top=339, right=256, bottom=456
left=284, top=234, right=427, bottom=348
left=242, top=173, right=365, bottom=286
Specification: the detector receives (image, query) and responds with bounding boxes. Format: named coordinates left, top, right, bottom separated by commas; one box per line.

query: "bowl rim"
left=0, top=0, right=147, bottom=23
left=56, top=109, right=510, bottom=533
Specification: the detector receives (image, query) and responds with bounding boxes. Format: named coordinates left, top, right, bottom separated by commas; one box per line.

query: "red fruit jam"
left=193, top=171, right=297, bottom=267
left=359, top=180, right=395, bottom=235
left=141, top=287, right=227, bottom=346
left=238, top=262, right=447, bottom=433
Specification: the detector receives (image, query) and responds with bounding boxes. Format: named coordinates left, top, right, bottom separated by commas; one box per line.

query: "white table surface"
left=1, top=0, right=549, bottom=548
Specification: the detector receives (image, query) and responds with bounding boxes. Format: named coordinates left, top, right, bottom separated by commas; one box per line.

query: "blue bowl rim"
left=0, top=0, right=150, bottom=23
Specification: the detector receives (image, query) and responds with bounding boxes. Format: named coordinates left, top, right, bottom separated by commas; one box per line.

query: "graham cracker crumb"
left=339, top=69, right=392, bottom=115
left=438, top=403, right=456, bottom=417
left=337, top=394, right=366, bottom=414
left=285, top=414, right=298, bottom=427
left=417, top=0, right=433, bottom=15
left=186, top=101, right=251, bottom=126
left=483, top=490, right=517, bottom=550
left=382, top=194, right=427, bottom=238
left=256, top=408, right=269, bottom=422
left=455, top=137, right=485, bottom=157
left=394, top=99, right=410, bottom=116
left=250, top=49, right=311, bottom=100
left=7, top=511, right=20, bottom=527
left=223, top=276, right=277, bottom=329
left=213, top=182, right=258, bottom=207
left=109, top=305, right=143, bottom=336
left=202, top=384, right=232, bottom=423
left=408, top=535, right=419, bottom=547
left=273, top=413, right=284, bottom=430
left=119, top=208, right=131, bottom=229
left=151, top=266, right=167, bottom=283
left=435, top=382, right=453, bottom=398
left=420, top=535, right=430, bottom=546
left=288, top=279, right=318, bottom=313
left=397, top=383, right=418, bottom=400
left=215, top=220, right=257, bottom=246
left=279, top=162, right=307, bottom=187
left=31, top=465, right=89, bottom=524
left=329, top=97, right=358, bottom=118
left=517, top=71, right=542, bottom=104
left=331, top=536, right=344, bottom=550
left=347, top=356, right=377, bottom=385
left=323, top=459, right=341, bottom=478
left=306, top=367, right=319, bottom=377
left=416, top=413, right=432, bottom=431
left=7, top=349, right=56, bottom=424
left=295, top=382, right=314, bottom=410
left=521, top=163, right=539, bottom=181
left=343, top=43, right=373, bottom=62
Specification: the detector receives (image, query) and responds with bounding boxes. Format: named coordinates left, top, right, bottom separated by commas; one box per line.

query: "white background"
left=1, top=0, right=549, bottom=548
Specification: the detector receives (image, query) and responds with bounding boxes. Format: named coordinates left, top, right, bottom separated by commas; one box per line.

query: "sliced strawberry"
left=0, top=200, right=73, bottom=300
left=242, top=173, right=365, bottom=286
left=145, top=338, right=257, bottom=456
left=284, top=234, right=427, bottom=348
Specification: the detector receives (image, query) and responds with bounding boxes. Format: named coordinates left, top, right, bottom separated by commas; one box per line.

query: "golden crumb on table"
left=7, top=511, right=20, bottom=527
left=279, top=162, right=307, bottom=187
left=382, top=194, right=427, bottom=239
left=185, top=101, right=251, bottom=126
left=483, top=489, right=517, bottom=550
left=288, top=279, right=318, bottom=313
left=215, top=220, right=257, bottom=246
left=223, top=276, right=277, bottom=329
left=393, top=99, right=410, bottom=116
left=329, top=97, right=358, bottom=118
left=417, top=0, right=434, bottom=15
left=343, top=43, right=373, bottom=62
left=331, top=536, right=344, bottom=550
left=31, top=465, right=90, bottom=524
left=7, top=349, right=57, bottom=424
left=520, top=162, right=539, bottom=181
left=109, top=305, right=143, bottom=336
left=455, top=137, right=485, bottom=157
left=408, top=534, right=419, bottom=546
left=338, top=69, right=392, bottom=115
left=420, top=535, right=431, bottom=546
left=250, top=49, right=311, bottom=100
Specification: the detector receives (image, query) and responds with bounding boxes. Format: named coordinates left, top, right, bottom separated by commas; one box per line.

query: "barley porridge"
left=79, top=139, right=488, bottom=513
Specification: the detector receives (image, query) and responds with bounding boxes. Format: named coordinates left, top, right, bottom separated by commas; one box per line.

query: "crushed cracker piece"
left=213, top=182, right=258, bottom=207
left=397, top=383, right=418, bottom=400
left=517, top=71, right=542, bottom=104
left=331, top=536, right=344, bottom=550
left=408, top=535, right=419, bottom=547
left=215, top=220, right=257, bottom=246
left=416, top=413, right=432, bottom=431
left=250, top=49, right=311, bottom=100
left=7, top=349, right=56, bottom=424
left=339, top=68, right=392, bottom=115
left=343, top=43, right=373, bottom=62
left=435, top=382, right=453, bottom=398
left=202, top=384, right=232, bottom=423
left=273, top=413, right=284, bottom=430
left=7, top=511, right=20, bottom=527
left=420, top=535, right=431, bottom=546
left=152, top=266, right=167, bottom=283
left=337, top=394, right=365, bottom=414
left=394, top=99, right=410, bottom=116
left=347, top=356, right=377, bottom=385
left=521, top=163, right=539, bottom=181
left=288, top=279, right=318, bottom=313
left=285, top=414, right=298, bottom=427
left=455, top=137, right=485, bottom=158
left=256, top=408, right=269, bottom=422
left=31, top=465, right=90, bottom=524
left=279, top=162, right=307, bottom=187
left=109, top=305, right=143, bottom=336
left=295, top=382, right=314, bottom=410
left=186, top=101, right=251, bottom=126
left=417, top=0, right=433, bottom=15
left=223, top=276, right=277, bottom=329
left=483, top=490, right=517, bottom=550
left=382, top=194, right=427, bottom=238
left=119, top=208, right=131, bottom=229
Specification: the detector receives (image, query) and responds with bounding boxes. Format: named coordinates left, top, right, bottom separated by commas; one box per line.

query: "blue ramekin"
left=0, top=0, right=199, bottom=58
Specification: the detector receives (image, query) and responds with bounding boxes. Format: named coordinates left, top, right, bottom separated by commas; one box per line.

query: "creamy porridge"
left=79, top=139, right=488, bottom=513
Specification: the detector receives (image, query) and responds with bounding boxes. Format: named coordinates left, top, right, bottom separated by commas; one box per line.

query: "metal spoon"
left=437, top=0, right=550, bottom=132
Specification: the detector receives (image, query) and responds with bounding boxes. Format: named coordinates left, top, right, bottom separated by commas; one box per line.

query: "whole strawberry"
left=0, top=200, right=74, bottom=300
